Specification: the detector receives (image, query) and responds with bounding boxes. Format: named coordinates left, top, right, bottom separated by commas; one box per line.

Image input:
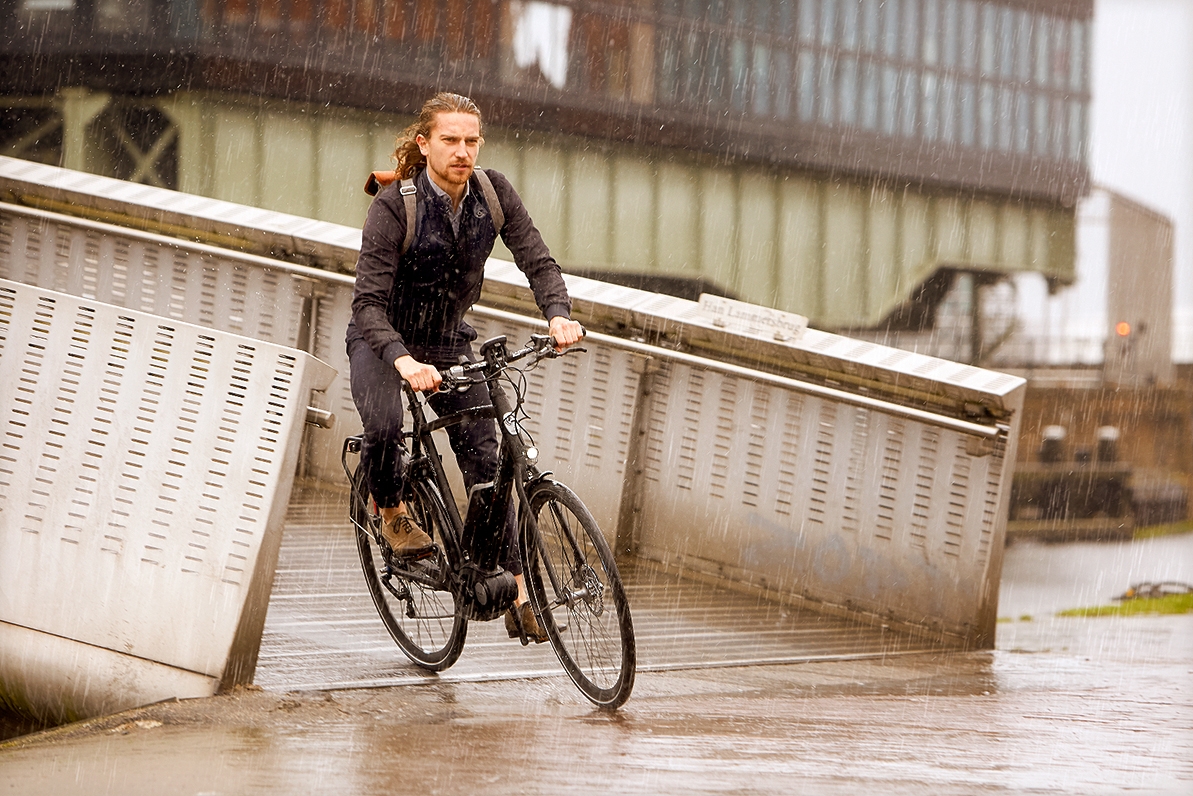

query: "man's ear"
left=416, top=134, right=429, bottom=156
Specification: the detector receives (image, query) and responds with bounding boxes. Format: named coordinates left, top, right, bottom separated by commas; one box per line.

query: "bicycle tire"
left=522, top=480, right=635, bottom=708
left=350, top=464, right=467, bottom=671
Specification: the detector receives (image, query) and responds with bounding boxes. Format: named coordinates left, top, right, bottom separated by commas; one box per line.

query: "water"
left=3, top=532, right=1190, bottom=794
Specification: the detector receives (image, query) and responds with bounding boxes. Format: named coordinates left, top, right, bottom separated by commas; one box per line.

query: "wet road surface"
left=2, top=493, right=1190, bottom=795
left=257, top=486, right=953, bottom=692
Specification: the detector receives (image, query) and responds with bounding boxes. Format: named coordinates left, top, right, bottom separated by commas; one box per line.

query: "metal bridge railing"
left=0, top=278, right=335, bottom=723
left=0, top=158, right=1026, bottom=649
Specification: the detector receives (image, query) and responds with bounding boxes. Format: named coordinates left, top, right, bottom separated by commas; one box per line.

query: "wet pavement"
left=258, top=486, right=954, bottom=693
left=2, top=496, right=1191, bottom=795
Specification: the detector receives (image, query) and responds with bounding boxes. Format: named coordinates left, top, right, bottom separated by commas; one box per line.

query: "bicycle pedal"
left=388, top=543, right=436, bottom=561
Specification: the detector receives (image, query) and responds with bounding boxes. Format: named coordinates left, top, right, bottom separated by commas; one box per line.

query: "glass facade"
left=648, top=0, right=1089, bottom=164
left=7, top=0, right=1091, bottom=194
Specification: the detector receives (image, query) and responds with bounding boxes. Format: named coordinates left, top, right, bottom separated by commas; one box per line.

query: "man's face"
left=416, top=111, right=483, bottom=193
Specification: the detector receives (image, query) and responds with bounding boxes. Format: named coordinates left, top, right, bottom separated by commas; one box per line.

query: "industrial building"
left=2, top=0, right=1091, bottom=335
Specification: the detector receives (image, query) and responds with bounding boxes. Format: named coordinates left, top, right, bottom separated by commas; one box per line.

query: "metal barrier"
left=0, top=279, right=335, bottom=723
left=0, top=157, right=1024, bottom=647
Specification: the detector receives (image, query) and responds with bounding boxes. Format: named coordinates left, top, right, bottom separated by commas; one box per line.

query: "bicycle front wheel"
left=522, top=480, right=635, bottom=708
left=351, top=465, right=467, bottom=671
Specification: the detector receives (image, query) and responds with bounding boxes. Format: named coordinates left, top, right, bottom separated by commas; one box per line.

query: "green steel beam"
left=17, top=88, right=1079, bottom=330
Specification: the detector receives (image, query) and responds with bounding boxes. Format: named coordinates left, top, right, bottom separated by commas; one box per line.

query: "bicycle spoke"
left=351, top=466, right=467, bottom=671
left=524, top=481, right=635, bottom=708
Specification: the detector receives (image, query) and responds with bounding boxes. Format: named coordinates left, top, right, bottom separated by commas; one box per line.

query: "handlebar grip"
left=545, top=324, right=585, bottom=351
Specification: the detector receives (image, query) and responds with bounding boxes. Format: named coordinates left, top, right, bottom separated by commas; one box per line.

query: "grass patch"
left=1134, top=519, right=1193, bottom=539
left=1058, top=592, right=1193, bottom=617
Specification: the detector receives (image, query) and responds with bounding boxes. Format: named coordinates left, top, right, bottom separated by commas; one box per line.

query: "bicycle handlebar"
left=434, top=328, right=586, bottom=394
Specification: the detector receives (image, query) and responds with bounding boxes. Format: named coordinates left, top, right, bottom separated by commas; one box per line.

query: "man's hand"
left=395, top=355, right=442, bottom=392
left=548, top=316, right=584, bottom=351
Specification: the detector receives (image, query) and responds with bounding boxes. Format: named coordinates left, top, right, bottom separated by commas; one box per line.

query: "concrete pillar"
left=158, top=93, right=208, bottom=196
left=58, top=87, right=110, bottom=173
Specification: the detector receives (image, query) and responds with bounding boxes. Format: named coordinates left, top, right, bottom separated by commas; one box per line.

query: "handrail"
left=475, top=307, right=1006, bottom=441
left=2, top=200, right=1002, bottom=440
left=0, top=201, right=356, bottom=287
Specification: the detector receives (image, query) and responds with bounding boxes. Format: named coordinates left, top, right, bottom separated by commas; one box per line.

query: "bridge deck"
left=257, top=485, right=959, bottom=693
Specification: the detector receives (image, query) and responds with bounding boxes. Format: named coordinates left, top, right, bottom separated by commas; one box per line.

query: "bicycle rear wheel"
left=350, top=464, right=467, bottom=671
left=522, top=480, right=635, bottom=708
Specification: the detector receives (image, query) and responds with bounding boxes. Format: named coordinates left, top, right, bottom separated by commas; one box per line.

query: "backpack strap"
left=473, top=168, right=505, bottom=236
left=364, top=168, right=503, bottom=254
left=398, top=178, right=417, bottom=256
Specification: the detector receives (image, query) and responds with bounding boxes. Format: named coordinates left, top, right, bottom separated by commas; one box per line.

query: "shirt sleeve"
left=487, top=169, right=572, bottom=322
left=351, top=188, right=412, bottom=365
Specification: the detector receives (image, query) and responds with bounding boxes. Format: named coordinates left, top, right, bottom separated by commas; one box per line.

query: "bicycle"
left=341, top=332, right=636, bottom=708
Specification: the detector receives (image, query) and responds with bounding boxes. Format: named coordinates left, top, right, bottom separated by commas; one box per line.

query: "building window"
left=1014, top=90, right=1029, bottom=153
left=861, top=0, right=880, bottom=53
left=618, top=0, right=1089, bottom=173
left=1014, top=10, right=1031, bottom=82
left=979, top=4, right=996, bottom=77
left=901, top=0, right=919, bottom=61
left=959, top=0, right=978, bottom=73
left=731, top=37, right=749, bottom=111
left=997, top=84, right=1012, bottom=151
left=998, top=7, right=1013, bottom=78
left=753, top=44, right=772, bottom=116
left=940, top=74, right=957, bottom=143
left=820, top=0, right=838, bottom=45
left=900, top=68, right=918, bottom=138
left=941, top=0, right=957, bottom=68
left=840, top=0, right=859, bottom=50
left=1069, top=99, right=1085, bottom=160
left=775, top=50, right=793, bottom=119
left=883, top=0, right=900, bottom=58
left=1050, top=18, right=1069, bottom=89
left=1070, top=19, right=1087, bottom=92
left=839, top=56, right=858, bottom=126
left=881, top=65, right=899, bottom=135
left=923, top=70, right=939, bottom=141
left=1034, top=16, right=1051, bottom=86
left=798, top=50, right=816, bottom=121
left=979, top=80, right=994, bottom=149
left=799, top=0, right=816, bottom=43
left=1033, top=94, right=1049, bottom=156
left=819, top=51, right=837, bottom=124
left=960, top=78, right=976, bottom=147
left=860, top=60, right=879, bottom=130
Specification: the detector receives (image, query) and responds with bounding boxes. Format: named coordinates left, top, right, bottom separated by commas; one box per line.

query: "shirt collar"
left=426, top=171, right=471, bottom=209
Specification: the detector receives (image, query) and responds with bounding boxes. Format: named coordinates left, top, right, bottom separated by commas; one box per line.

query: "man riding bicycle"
left=346, top=92, right=584, bottom=644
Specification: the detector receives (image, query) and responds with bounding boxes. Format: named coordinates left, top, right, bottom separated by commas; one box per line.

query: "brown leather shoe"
left=505, top=602, right=549, bottom=644
left=381, top=511, right=435, bottom=559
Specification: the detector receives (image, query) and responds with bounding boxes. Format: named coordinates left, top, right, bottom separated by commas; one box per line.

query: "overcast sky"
left=1088, top=0, right=1193, bottom=361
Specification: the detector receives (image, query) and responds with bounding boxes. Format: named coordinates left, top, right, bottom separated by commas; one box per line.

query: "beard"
left=432, top=160, right=473, bottom=187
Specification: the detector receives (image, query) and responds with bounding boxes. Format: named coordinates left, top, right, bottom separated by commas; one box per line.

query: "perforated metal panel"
left=0, top=279, right=335, bottom=722
left=635, top=359, right=1008, bottom=637
left=0, top=208, right=317, bottom=346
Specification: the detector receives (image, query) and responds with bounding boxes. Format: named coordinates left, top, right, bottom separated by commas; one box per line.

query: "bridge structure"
left=0, top=157, right=1025, bottom=716
left=1, top=0, right=1091, bottom=345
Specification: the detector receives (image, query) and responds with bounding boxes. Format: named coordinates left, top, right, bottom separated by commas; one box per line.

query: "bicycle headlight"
left=526, top=446, right=539, bottom=463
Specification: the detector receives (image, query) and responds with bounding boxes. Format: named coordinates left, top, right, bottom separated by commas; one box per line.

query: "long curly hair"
left=393, top=92, right=484, bottom=179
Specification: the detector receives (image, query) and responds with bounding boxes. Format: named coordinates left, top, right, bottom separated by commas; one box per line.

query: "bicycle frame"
left=402, top=337, right=592, bottom=612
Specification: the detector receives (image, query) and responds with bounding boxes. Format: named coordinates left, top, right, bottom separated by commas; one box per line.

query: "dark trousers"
left=348, top=339, right=519, bottom=574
